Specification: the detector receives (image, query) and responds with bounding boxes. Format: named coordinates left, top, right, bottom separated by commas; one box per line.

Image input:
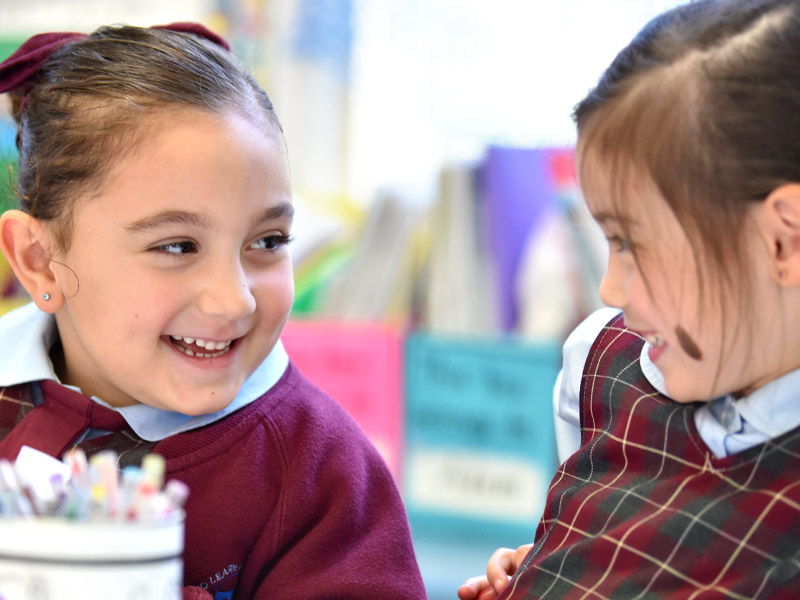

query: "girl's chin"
left=661, top=378, right=711, bottom=404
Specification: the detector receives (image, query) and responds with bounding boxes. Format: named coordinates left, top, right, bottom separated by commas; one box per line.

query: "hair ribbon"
left=0, top=23, right=230, bottom=101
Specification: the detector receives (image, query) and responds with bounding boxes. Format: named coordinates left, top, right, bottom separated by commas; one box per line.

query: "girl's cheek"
left=674, top=325, right=703, bottom=361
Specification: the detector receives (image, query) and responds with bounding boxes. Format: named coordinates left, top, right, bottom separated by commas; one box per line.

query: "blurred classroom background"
left=0, top=0, right=683, bottom=597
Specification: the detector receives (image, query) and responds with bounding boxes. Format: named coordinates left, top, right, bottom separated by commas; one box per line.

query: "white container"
left=0, top=514, right=184, bottom=600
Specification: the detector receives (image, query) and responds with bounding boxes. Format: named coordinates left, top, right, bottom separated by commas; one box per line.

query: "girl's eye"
left=249, top=234, right=293, bottom=252
left=153, top=241, right=198, bottom=255
left=606, top=235, right=631, bottom=253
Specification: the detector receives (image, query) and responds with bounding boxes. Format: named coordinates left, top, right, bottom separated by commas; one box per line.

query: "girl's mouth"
left=643, top=333, right=664, bottom=348
left=169, top=335, right=234, bottom=358
left=644, top=332, right=666, bottom=363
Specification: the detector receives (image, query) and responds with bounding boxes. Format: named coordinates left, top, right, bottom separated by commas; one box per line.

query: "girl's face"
left=583, top=161, right=783, bottom=403
left=49, top=109, right=294, bottom=414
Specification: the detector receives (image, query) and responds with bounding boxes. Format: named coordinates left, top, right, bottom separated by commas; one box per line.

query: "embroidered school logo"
left=198, top=562, right=240, bottom=599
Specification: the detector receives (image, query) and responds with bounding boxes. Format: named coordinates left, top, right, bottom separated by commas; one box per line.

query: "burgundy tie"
left=0, top=380, right=128, bottom=461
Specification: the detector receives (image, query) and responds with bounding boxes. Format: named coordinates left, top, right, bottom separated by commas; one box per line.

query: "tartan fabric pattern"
left=500, top=314, right=800, bottom=599
left=77, top=426, right=157, bottom=467
left=0, top=384, right=36, bottom=440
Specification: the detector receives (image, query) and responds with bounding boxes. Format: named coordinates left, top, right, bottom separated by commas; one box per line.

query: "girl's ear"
left=0, top=210, right=62, bottom=313
left=762, top=183, right=800, bottom=287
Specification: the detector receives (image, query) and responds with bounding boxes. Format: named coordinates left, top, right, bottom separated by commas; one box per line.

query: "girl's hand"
left=457, top=575, right=499, bottom=600
left=457, top=544, right=534, bottom=600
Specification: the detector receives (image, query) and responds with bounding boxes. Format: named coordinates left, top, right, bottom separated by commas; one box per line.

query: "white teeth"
left=172, top=344, right=231, bottom=359
left=169, top=335, right=233, bottom=358
left=193, top=338, right=229, bottom=350
left=645, top=334, right=665, bottom=347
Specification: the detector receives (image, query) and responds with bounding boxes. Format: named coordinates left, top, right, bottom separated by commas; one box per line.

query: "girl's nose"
left=196, top=261, right=256, bottom=319
left=598, top=257, right=627, bottom=309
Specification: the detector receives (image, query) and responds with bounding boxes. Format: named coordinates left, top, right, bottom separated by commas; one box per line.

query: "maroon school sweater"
left=0, top=363, right=426, bottom=600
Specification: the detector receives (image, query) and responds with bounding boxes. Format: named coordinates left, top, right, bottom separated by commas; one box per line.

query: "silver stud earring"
left=42, top=293, right=50, bottom=301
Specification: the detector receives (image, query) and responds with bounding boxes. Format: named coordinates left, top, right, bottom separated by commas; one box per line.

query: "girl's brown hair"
left=9, top=24, right=283, bottom=252
left=574, top=0, right=800, bottom=328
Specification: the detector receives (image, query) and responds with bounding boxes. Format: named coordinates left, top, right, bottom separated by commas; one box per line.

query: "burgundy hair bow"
left=0, top=22, right=230, bottom=99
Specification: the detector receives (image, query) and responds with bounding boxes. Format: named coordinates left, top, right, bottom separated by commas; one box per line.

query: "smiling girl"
left=0, top=23, right=424, bottom=599
left=459, top=0, right=800, bottom=598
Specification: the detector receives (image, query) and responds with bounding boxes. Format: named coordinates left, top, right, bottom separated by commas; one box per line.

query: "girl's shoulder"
left=554, top=307, right=622, bottom=461
left=561, top=307, right=622, bottom=386
left=262, top=362, right=378, bottom=448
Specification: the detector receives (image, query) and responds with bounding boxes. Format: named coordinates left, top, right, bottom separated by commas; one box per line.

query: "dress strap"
left=0, top=380, right=127, bottom=460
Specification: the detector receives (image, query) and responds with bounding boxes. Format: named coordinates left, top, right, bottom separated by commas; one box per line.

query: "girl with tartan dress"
left=461, top=0, right=800, bottom=598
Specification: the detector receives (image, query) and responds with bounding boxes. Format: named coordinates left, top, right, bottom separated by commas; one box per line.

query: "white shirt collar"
left=0, top=302, right=289, bottom=441
left=639, top=343, right=668, bottom=396
left=640, top=340, right=800, bottom=457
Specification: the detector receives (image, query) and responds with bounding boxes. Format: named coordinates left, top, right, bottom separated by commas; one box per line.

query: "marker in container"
left=0, top=459, right=34, bottom=518
left=0, top=448, right=187, bottom=524
left=90, top=451, right=119, bottom=518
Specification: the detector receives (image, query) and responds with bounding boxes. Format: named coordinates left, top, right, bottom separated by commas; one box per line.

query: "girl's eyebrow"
left=254, top=202, right=294, bottom=227
left=591, top=211, right=637, bottom=227
left=125, top=210, right=210, bottom=234
left=124, top=202, right=295, bottom=234
left=591, top=211, right=620, bottom=225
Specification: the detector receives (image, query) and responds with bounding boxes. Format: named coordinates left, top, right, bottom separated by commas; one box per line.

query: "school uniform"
left=0, top=302, right=426, bottom=600
left=499, top=309, right=800, bottom=599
